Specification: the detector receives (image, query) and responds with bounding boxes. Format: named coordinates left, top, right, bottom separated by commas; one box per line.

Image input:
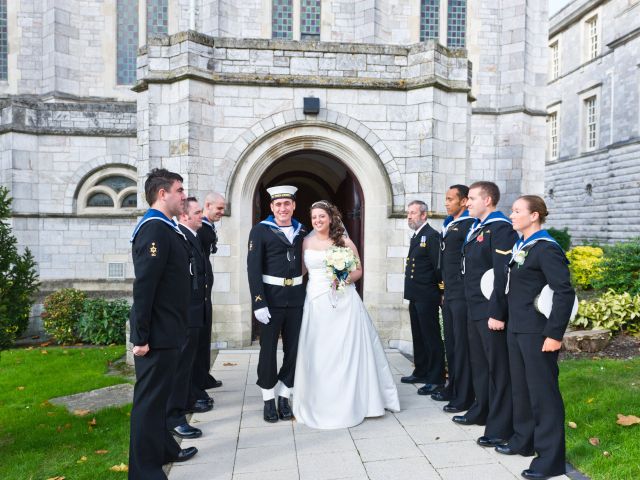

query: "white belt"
left=262, top=275, right=303, bottom=287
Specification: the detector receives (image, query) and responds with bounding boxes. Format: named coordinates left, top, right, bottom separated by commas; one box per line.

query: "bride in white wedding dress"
left=293, top=201, right=400, bottom=429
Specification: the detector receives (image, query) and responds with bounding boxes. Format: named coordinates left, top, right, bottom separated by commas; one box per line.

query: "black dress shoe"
left=171, top=423, right=202, bottom=439
left=172, top=446, right=198, bottom=463
left=211, top=380, right=223, bottom=388
left=521, top=469, right=550, bottom=480
left=277, top=396, right=293, bottom=420
left=401, top=375, right=428, bottom=384
left=417, top=384, right=444, bottom=395
left=452, top=415, right=485, bottom=426
left=263, top=399, right=278, bottom=423
left=495, top=444, right=535, bottom=456
left=187, top=399, right=213, bottom=413
left=206, top=396, right=214, bottom=406
left=430, top=391, right=451, bottom=402
left=443, top=404, right=465, bottom=413
left=477, top=436, right=506, bottom=447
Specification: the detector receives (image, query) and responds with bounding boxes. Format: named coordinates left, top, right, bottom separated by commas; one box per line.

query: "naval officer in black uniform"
left=434, top=185, right=476, bottom=413
left=401, top=200, right=446, bottom=394
left=501, top=195, right=574, bottom=480
left=128, top=169, right=197, bottom=480
left=189, top=192, right=226, bottom=412
left=166, top=197, right=209, bottom=440
left=247, top=185, right=306, bottom=422
left=456, top=181, right=518, bottom=449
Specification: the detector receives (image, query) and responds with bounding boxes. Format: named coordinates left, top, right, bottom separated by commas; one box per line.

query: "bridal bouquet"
left=325, top=246, right=359, bottom=296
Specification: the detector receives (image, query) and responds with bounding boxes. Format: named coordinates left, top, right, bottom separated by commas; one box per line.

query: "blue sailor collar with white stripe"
left=202, top=217, right=216, bottom=231
left=509, top=229, right=566, bottom=265
left=465, top=210, right=512, bottom=244
left=130, top=208, right=186, bottom=243
left=260, top=215, right=304, bottom=238
left=442, top=210, right=471, bottom=237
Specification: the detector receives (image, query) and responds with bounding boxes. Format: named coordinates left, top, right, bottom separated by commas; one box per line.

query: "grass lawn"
left=0, top=346, right=132, bottom=480
left=561, top=357, right=640, bottom=480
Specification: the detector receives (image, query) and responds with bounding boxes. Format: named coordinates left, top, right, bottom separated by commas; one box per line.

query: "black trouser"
left=409, top=299, right=446, bottom=385
left=129, top=348, right=181, bottom=480
left=442, top=297, right=474, bottom=409
left=191, top=308, right=218, bottom=397
left=257, top=306, right=303, bottom=389
left=508, top=331, right=566, bottom=476
left=166, top=327, right=199, bottom=429
left=467, top=315, right=513, bottom=439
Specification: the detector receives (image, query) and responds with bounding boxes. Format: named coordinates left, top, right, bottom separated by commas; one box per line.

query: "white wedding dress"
left=293, top=249, right=400, bottom=429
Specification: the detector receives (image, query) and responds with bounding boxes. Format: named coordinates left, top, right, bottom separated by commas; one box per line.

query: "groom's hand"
left=254, top=307, right=272, bottom=325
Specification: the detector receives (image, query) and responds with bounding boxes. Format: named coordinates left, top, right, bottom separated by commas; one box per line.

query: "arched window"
left=420, top=0, right=440, bottom=42
left=77, top=166, right=138, bottom=215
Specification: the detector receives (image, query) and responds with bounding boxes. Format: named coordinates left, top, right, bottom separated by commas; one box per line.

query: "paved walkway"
left=169, top=350, right=569, bottom=480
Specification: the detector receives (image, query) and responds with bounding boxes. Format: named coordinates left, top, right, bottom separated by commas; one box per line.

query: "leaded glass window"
left=301, top=0, right=320, bottom=40
left=117, top=0, right=139, bottom=85
left=420, top=0, right=439, bottom=42
left=272, top=0, right=293, bottom=39
left=122, top=193, right=138, bottom=208
left=0, top=0, right=7, bottom=81
left=447, top=0, right=466, bottom=48
left=97, top=176, right=136, bottom=193
left=87, top=193, right=115, bottom=207
left=77, top=167, right=138, bottom=214
left=147, top=0, right=168, bottom=38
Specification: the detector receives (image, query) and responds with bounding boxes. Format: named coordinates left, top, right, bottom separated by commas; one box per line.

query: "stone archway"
left=220, top=123, right=398, bottom=346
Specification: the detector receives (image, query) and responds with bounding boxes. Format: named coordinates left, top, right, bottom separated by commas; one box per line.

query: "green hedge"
left=592, top=239, right=640, bottom=295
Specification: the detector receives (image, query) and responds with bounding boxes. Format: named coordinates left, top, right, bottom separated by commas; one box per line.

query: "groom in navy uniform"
left=247, top=185, right=307, bottom=423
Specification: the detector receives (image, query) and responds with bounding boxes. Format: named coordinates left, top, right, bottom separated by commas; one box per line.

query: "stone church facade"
left=1, top=0, right=548, bottom=346
left=545, top=0, right=640, bottom=244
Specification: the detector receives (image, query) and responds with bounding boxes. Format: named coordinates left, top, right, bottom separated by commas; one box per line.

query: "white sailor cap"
left=267, top=185, right=297, bottom=200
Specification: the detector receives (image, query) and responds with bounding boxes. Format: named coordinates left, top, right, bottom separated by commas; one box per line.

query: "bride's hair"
left=310, top=200, right=346, bottom=247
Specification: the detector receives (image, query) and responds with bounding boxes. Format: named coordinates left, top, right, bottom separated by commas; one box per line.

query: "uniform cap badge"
left=150, top=242, right=158, bottom=256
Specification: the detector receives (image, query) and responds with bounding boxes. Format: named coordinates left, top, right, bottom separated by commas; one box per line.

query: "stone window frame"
left=579, top=86, right=600, bottom=153
left=549, top=36, right=561, bottom=81
left=77, top=166, right=138, bottom=215
left=582, top=11, right=601, bottom=64
left=547, top=104, right=560, bottom=161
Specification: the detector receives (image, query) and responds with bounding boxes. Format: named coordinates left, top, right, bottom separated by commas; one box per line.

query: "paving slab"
left=168, top=349, right=570, bottom=480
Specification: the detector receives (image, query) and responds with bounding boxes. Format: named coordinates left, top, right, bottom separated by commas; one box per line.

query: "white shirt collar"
left=180, top=223, right=198, bottom=237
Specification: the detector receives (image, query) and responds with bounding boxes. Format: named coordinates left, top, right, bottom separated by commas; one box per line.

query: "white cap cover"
left=267, top=185, right=298, bottom=200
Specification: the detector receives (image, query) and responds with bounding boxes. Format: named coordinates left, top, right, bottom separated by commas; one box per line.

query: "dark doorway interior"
left=251, top=150, right=364, bottom=340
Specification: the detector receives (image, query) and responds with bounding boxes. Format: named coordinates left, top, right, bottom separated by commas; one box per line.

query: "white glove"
left=254, top=307, right=271, bottom=325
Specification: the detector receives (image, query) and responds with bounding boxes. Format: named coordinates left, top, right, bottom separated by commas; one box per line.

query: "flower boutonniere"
left=477, top=232, right=484, bottom=243
left=513, top=250, right=528, bottom=268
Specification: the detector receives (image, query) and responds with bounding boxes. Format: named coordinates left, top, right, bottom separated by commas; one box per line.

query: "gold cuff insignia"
left=495, top=249, right=511, bottom=255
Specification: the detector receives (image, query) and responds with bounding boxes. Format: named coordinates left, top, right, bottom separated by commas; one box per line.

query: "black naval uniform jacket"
left=130, top=218, right=191, bottom=348
left=247, top=219, right=307, bottom=310
left=440, top=215, right=475, bottom=301
left=507, top=240, right=575, bottom=341
left=404, top=223, right=442, bottom=301
left=179, top=225, right=210, bottom=328
left=462, top=215, right=518, bottom=322
left=197, top=218, right=217, bottom=305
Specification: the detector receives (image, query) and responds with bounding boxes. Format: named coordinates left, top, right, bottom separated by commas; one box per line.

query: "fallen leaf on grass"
left=40, top=341, right=51, bottom=347
left=110, top=463, right=128, bottom=472
left=603, top=451, right=611, bottom=457
left=95, top=450, right=109, bottom=455
left=17, top=386, right=25, bottom=390
left=46, top=476, right=65, bottom=480
left=88, top=418, right=97, bottom=426
left=589, top=437, right=600, bottom=446
left=26, top=346, right=34, bottom=350
left=73, top=409, right=91, bottom=416
left=586, top=398, right=594, bottom=404
left=567, top=421, right=577, bottom=429
left=223, top=362, right=237, bottom=366
left=41, top=350, right=48, bottom=354
left=616, top=414, right=640, bottom=426
left=76, top=456, right=88, bottom=464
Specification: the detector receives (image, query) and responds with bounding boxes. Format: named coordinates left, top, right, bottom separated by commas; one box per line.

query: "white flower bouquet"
left=324, top=246, right=359, bottom=296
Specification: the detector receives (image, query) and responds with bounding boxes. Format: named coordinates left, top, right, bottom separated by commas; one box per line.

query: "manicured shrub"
left=78, top=298, right=130, bottom=345
left=42, top=289, right=86, bottom=344
left=592, top=239, right=640, bottom=296
left=572, top=289, right=640, bottom=335
left=566, top=246, right=604, bottom=289
left=547, top=227, right=571, bottom=251
left=0, top=186, right=40, bottom=350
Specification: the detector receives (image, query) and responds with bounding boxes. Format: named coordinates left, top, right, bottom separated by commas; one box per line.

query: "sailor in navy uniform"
left=401, top=200, right=446, bottom=394
left=455, top=181, right=518, bottom=449
left=501, top=196, right=574, bottom=480
left=435, top=185, right=476, bottom=413
left=189, top=193, right=226, bottom=410
left=128, top=169, right=197, bottom=480
left=247, top=185, right=307, bottom=423
left=166, top=197, right=209, bottom=440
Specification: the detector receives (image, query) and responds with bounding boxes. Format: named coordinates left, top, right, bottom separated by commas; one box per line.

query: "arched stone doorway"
left=251, top=149, right=365, bottom=339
